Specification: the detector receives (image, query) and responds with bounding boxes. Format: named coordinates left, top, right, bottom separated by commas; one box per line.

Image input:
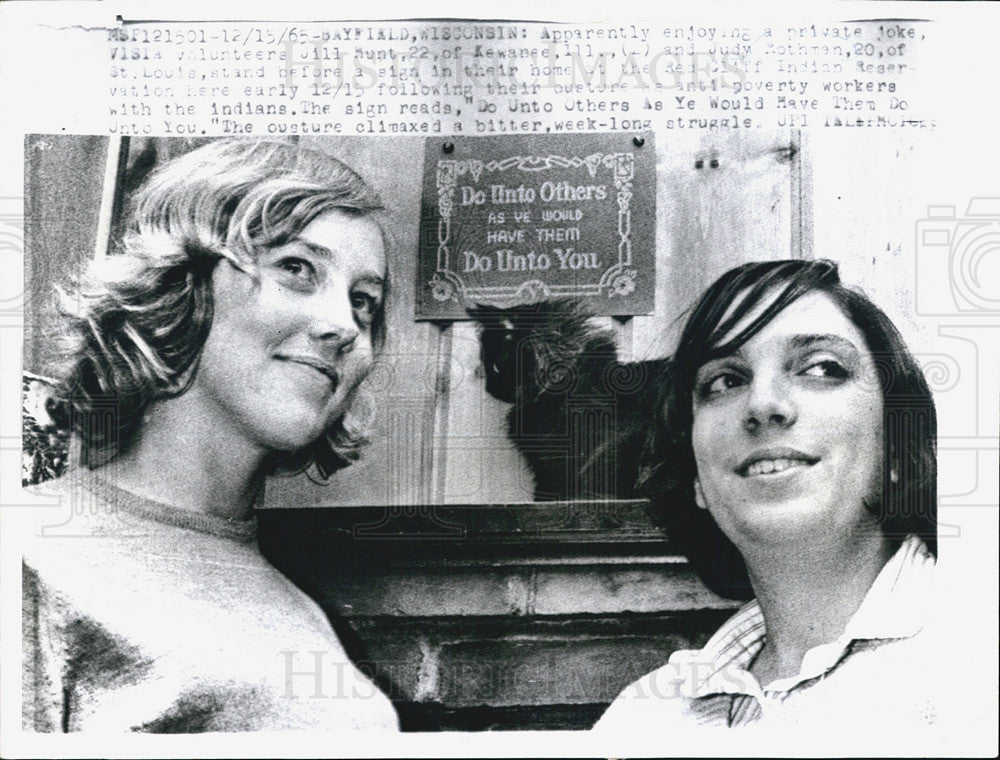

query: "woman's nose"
left=743, top=374, right=797, bottom=433
left=308, top=286, right=359, bottom=353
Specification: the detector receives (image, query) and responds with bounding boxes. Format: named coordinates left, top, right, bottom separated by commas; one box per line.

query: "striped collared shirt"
left=595, top=535, right=944, bottom=730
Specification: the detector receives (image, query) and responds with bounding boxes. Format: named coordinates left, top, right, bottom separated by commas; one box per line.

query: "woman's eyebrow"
left=703, top=333, right=860, bottom=364
left=295, top=239, right=334, bottom=259
left=787, top=333, right=859, bottom=353
left=355, top=274, right=386, bottom=291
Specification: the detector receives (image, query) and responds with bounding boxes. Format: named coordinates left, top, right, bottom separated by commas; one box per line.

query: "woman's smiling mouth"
left=276, top=354, right=341, bottom=390
left=737, top=448, right=819, bottom=477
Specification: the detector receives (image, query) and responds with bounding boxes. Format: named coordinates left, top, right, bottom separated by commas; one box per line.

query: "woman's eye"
left=800, top=359, right=850, bottom=380
left=696, top=371, right=744, bottom=399
left=351, top=291, right=379, bottom=321
left=273, top=257, right=316, bottom=283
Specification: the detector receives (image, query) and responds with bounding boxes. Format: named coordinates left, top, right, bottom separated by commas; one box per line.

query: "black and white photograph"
left=1, top=3, right=997, bottom=758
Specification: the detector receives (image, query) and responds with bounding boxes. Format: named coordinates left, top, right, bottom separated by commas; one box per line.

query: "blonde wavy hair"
left=49, top=138, right=389, bottom=478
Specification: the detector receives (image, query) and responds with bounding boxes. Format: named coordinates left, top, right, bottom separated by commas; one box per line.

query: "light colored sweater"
left=22, top=470, right=398, bottom=733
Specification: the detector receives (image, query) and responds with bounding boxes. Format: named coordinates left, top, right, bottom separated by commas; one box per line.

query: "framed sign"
left=416, top=134, right=655, bottom=319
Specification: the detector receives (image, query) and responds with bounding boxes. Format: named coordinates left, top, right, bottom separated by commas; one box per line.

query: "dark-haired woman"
left=596, top=259, right=956, bottom=733
left=23, top=140, right=398, bottom=732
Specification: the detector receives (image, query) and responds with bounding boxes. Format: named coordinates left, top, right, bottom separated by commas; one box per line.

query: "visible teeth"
left=746, top=458, right=806, bottom=476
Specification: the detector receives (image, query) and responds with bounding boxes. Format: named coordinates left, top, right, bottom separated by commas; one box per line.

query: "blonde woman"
left=23, top=139, right=398, bottom=732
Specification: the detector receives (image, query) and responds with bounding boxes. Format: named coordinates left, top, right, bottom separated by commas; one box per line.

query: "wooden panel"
left=438, top=320, right=532, bottom=504
left=23, top=135, right=109, bottom=374
left=811, top=130, right=928, bottom=348
left=631, top=128, right=805, bottom=362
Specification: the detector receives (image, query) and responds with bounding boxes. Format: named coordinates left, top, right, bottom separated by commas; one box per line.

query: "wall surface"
left=258, top=501, right=741, bottom=730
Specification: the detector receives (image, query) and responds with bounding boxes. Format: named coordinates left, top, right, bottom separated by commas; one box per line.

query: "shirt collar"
left=842, top=534, right=935, bottom=640
left=673, top=535, right=935, bottom=698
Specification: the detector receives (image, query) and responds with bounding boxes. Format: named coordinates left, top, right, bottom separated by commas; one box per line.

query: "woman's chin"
left=252, top=413, right=335, bottom=454
left=721, top=496, right=842, bottom=545
left=739, top=509, right=886, bottom=562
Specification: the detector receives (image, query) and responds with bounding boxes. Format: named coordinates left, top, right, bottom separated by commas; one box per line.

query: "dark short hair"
left=645, top=259, right=937, bottom=600
left=49, top=138, right=389, bottom=478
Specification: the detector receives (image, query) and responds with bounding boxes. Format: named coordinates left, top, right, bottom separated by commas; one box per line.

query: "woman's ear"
left=694, top=478, right=707, bottom=510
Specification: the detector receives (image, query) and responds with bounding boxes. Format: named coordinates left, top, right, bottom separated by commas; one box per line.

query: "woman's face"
left=190, top=209, right=386, bottom=455
left=689, top=290, right=885, bottom=550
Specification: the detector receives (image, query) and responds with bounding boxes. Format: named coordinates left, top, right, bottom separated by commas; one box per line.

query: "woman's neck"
left=107, top=395, right=268, bottom=522
left=741, top=526, right=894, bottom=686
